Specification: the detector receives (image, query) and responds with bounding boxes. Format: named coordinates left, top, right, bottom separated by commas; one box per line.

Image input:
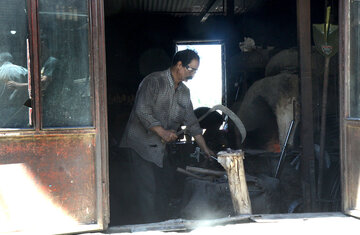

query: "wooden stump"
left=217, top=149, right=252, bottom=214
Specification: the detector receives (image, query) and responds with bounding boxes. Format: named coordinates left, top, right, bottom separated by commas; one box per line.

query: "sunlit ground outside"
left=356, top=173, right=360, bottom=211
left=176, top=44, right=223, bottom=110
left=0, top=163, right=77, bottom=234
left=101, top=213, right=360, bottom=235
left=188, top=214, right=360, bottom=235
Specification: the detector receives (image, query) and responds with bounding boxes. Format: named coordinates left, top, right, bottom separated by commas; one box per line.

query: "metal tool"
left=274, top=100, right=296, bottom=178
left=177, top=104, right=247, bottom=144
left=199, top=150, right=218, bottom=162
left=209, top=155, right=218, bottom=162
left=189, top=147, right=201, bottom=162
left=313, top=6, right=338, bottom=200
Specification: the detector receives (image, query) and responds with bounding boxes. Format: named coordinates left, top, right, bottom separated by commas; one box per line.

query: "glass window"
left=0, top=0, right=31, bottom=129
left=38, top=1, right=93, bottom=127
left=350, top=1, right=360, bottom=117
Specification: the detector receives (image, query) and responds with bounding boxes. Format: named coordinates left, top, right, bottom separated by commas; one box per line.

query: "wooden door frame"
left=91, top=0, right=110, bottom=228
left=339, top=0, right=347, bottom=214
left=0, top=0, right=109, bottom=233
left=339, top=0, right=360, bottom=217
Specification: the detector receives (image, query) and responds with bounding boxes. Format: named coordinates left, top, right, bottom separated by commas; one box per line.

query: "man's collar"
left=167, top=68, right=176, bottom=88
left=167, top=68, right=185, bottom=90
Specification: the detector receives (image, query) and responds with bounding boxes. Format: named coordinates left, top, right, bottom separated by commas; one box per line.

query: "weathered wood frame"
left=339, top=0, right=360, bottom=218
left=0, top=0, right=109, bottom=233
left=297, top=0, right=317, bottom=212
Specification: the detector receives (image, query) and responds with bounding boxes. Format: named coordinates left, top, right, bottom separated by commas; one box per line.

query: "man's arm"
left=6, top=80, right=27, bottom=89
left=181, top=99, right=215, bottom=157
left=194, top=134, right=215, bottom=158
left=134, top=77, right=162, bottom=128
left=135, top=76, right=177, bottom=142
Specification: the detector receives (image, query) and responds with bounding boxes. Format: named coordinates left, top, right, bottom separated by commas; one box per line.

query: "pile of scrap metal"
left=173, top=99, right=304, bottom=218
left=176, top=164, right=281, bottom=219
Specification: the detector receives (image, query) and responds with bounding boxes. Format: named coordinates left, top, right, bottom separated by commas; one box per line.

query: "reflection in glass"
left=350, top=2, right=360, bottom=117
left=0, top=0, right=30, bottom=128
left=39, top=1, right=93, bottom=127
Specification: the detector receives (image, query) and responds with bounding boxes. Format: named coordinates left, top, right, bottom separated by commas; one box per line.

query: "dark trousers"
left=126, top=148, right=174, bottom=223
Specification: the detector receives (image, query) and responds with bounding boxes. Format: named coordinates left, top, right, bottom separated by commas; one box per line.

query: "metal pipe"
left=274, top=119, right=295, bottom=178
left=274, top=100, right=296, bottom=178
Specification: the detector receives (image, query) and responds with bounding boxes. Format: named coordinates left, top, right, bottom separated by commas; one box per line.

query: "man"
left=0, top=52, right=29, bottom=127
left=120, top=49, right=214, bottom=223
left=38, top=36, right=62, bottom=127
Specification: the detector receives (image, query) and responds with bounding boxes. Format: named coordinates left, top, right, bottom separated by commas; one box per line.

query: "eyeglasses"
left=185, top=65, right=198, bottom=72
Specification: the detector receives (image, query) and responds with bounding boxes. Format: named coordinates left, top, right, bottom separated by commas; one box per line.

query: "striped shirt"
left=120, top=69, right=203, bottom=167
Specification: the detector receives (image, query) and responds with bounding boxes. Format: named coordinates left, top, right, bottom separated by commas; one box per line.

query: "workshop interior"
left=105, top=0, right=340, bottom=226
left=0, top=0, right=346, bottom=232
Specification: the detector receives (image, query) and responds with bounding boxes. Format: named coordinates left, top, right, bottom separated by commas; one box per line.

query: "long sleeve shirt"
left=0, top=62, right=28, bottom=107
left=120, top=68, right=203, bottom=167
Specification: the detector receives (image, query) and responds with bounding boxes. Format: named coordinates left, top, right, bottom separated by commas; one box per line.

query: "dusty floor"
left=86, top=212, right=360, bottom=235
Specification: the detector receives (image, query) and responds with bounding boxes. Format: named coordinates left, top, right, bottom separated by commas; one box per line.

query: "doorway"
left=176, top=42, right=225, bottom=109
left=105, top=0, right=341, bottom=227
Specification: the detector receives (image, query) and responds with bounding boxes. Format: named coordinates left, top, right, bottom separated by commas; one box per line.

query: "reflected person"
left=39, top=37, right=61, bottom=126
left=0, top=52, right=29, bottom=127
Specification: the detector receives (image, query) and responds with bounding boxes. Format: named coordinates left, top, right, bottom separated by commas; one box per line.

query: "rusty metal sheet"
left=0, top=134, right=96, bottom=233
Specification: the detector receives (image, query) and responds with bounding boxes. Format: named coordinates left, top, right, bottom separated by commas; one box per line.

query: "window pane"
left=350, top=2, right=360, bottom=117
left=39, top=1, right=93, bottom=127
left=0, top=0, right=31, bottom=128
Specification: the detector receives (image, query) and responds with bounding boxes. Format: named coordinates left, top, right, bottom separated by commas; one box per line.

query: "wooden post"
left=297, top=0, right=317, bottom=212
left=217, top=149, right=252, bottom=214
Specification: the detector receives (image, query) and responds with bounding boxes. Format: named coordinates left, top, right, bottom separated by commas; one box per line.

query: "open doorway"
left=176, top=42, right=225, bottom=109
left=105, top=0, right=341, bottom=228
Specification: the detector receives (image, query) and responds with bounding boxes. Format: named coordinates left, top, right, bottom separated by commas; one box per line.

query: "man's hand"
left=6, top=80, right=16, bottom=89
left=160, top=129, right=178, bottom=143
left=203, top=148, right=216, bottom=159
left=150, top=126, right=178, bottom=143
left=194, top=134, right=216, bottom=159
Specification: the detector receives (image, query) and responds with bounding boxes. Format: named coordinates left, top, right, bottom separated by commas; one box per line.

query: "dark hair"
left=172, top=49, right=199, bottom=66
left=0, top=52, right=13, bottom=64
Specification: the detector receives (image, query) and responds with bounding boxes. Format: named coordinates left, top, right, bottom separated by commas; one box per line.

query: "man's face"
left=180, top=59, right=199, bottom=82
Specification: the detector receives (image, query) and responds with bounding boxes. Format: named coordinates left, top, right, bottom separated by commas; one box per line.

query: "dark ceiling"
left=104, top=0, right=268, bottom=17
